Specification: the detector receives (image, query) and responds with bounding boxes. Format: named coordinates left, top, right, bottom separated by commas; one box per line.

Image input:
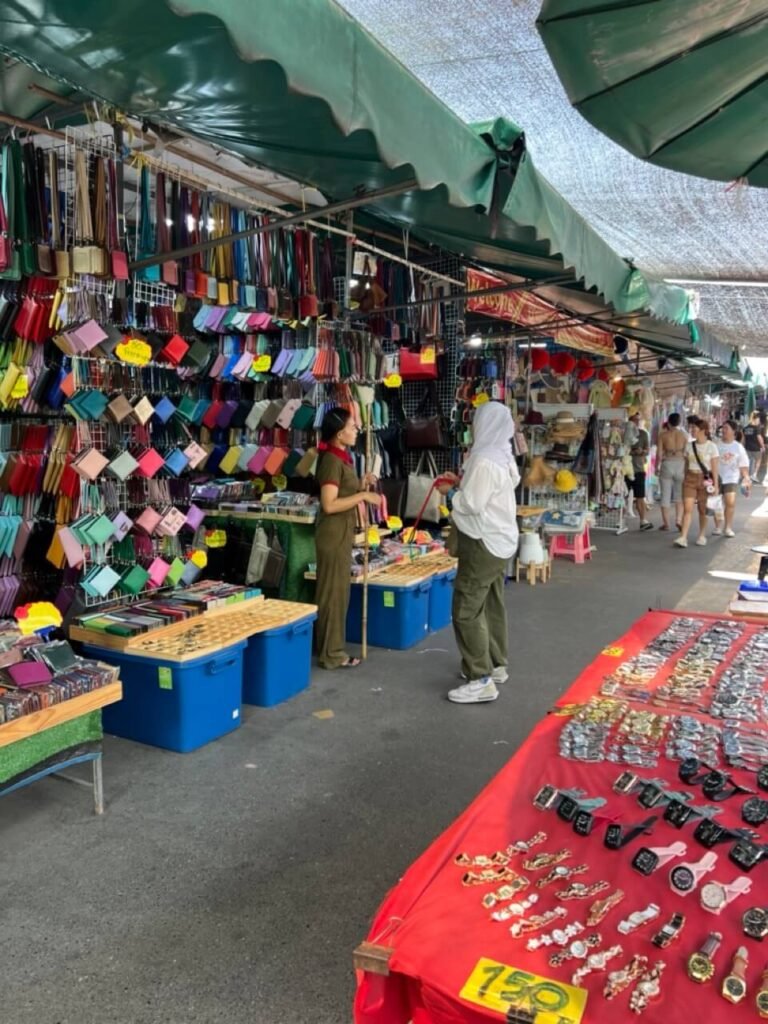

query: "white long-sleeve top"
left=452, top=456, right=520, bottom=559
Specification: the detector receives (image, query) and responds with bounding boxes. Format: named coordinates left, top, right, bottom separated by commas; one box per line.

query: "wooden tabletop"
left=0, top=681, right=123, bottom=750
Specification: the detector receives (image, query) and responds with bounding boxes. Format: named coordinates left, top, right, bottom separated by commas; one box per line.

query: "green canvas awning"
left=0, top=0, right=692, bottom=321
left=538, top=0, right=768, bottom=187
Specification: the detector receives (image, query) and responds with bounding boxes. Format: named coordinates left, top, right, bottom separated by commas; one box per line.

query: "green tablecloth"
left=210, top=516, right=317, bottom=603
left=0, top=710, right=103, bottom=785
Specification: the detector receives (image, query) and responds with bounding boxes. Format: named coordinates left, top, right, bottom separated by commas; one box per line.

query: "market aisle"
left=2, top=497, right=765, bottom=1024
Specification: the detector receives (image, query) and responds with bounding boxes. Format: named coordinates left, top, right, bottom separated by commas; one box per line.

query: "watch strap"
left=700, top=931, right=723, bottom=957
left=646, top=840, right=687, bottom=867
left=605, top=814, right=659, bottom=849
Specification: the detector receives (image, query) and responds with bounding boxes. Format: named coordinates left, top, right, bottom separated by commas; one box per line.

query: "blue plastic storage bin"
left=243, top=611, right=317, bottom=707
left=83, top=641, right=245, bottom=753
left=346, top=579, right=431, bottom=650
left=428, top=567, right=457, bottom=632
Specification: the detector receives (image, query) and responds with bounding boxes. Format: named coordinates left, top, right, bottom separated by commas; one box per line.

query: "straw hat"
left=523, top=455, right=556, bottom=488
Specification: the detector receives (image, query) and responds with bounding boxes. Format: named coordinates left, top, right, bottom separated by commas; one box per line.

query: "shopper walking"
left=437, top=402, right=519, bottom=704
left=657, top=412, right=687, bottom=531
left=743, top=411, right=764, bottom=482
left=314, top=407, right=381, bottom=669
left=626, top=412, right=653, bottom=530
left=675, top=417, right=720, bottom=548
left=714, top=420, right=750, bottom=537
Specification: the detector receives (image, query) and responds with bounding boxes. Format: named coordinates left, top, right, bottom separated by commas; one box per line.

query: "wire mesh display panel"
left=593, top=409, right=629, bottom=534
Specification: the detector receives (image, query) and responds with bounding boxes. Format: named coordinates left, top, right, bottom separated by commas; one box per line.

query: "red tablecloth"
left=354, top=611, right=767, bottom=1024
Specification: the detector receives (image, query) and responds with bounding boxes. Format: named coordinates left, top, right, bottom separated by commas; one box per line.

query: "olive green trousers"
left=452, top=530, right=508, bottom=681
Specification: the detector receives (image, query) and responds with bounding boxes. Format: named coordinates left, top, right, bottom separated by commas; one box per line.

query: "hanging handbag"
left=0, top=143, right=20, bottom=281
left=404, top=383, right=447, bottom=450
left=136, top=165, right=160, bottom=282
left=399, top=344, right=438, bottom=381
left=405, top=452, right=443, bottom=524
left=48, top=149, right=69, bottom=279
left=106, top=156, right=129, bottom=280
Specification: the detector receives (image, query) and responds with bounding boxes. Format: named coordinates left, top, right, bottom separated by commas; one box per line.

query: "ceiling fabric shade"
left=0, top=0, right=692, bottom=324
left=537, top=0, right=768, bottom=187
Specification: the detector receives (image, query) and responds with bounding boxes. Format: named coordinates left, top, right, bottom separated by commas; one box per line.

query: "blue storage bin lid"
left=739, top=581, right=768, bottom=594
left=255, top=611, right=317, bottom=637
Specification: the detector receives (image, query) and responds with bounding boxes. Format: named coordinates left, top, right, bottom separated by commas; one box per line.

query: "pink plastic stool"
left=548, top=523, right=592, bottom=564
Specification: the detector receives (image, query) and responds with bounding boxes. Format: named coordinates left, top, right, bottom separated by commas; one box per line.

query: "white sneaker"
left=674, top=537, right=688, bottom=548
left=447, top=678, right=499, bottom=704
left=712, top=527, right=722, bottom=536
left=724, top=528, right=736, bottom=538
left=460, top=666, right=509, bottom=684
left=696, top=536, right=707, bottom=546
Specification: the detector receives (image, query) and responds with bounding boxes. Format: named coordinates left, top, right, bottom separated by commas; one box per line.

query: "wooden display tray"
left=69, top=595, right=267, bottom=652
left=216, top=505, right=317, bottom=524
left=728, top=597, right=768, bottom=621
left=108, top=599, right=318, bottom=663
left=0, top=681, right=123, bottom=750
left=306, top=551, right=457, bottom=586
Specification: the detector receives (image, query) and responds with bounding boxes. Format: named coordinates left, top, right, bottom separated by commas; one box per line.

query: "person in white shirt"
left=675, top=417, right=720, bottom=548
left=437, top=401, right=519, bottom=704
left=714, top=420, right=750, bottom=537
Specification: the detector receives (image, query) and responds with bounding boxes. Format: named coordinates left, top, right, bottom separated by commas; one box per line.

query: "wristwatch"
left=632, top=840, right=687, bottom=876
left=743, top=907, right=768, bottom=941
left=694, top=818, right=758, bottom=849
left=700, top=875, right=752, bottom=915
left=664, top=798, right=722, bottom=829
left=687, top=931, right=723, bottom=983
left=604, top=815, right=658, bottom=850
left=652, top=912, right=686, bottom=949
left=757, top=964, right=768, bottom=1018
left=742, top=796, right=768, bottom=826
left=702, top=769, right=753, bottom=801
left=669, top=851, right=718, bottom=895
left=722, top=946, right=749, bottom=1004
left=617, top=903, right=660, bottom=935
left=758, top=764, right=768, bottom=792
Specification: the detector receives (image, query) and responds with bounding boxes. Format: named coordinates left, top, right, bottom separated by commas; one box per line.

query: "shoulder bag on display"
left=48, top=149, right=70, bottom=279
left=405, top=452, right=443, bottom=524
left=404, top=383, right=446, bottom=450
left=399, top=344, right=438, bottom=381
left=691, top=441, right=715, bottom=493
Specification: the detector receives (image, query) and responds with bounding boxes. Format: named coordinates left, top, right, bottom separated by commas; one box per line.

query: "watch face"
left=638, top=783, right=665, bottom=808
left=533, top=785, right=558, bottom=810
left=679, top=757, right=703, bottom=782
left=632, top=847, right=659, bottom=876
left=758, top=764, right=768, bottom=793
left=742, top=906, right=768, bottom=938
left=757, top=990, right=768, bottom=1014
left=694, top=819, right=726, bottom=848
left=670, top=865, right=695, bottom=893
left=701, top=882, right=725, bottom=911
left=742, top=796, right=768, bottom=826
left=613, top=770, right=638, bottom=794
left=557, top=796, right=579, bottom=822
left=730, top=839, right=764, bottom=872
left=687, top=952, right=714, bottom=982
left=573, top=810, right=594, bottom=836
left=703, top=770, right=729, bottom=799
left=723, top=977, right=746, bottom=1002
left=665, top=799, right=694, bottom=829
left=604, top=823, right=623, bottom=850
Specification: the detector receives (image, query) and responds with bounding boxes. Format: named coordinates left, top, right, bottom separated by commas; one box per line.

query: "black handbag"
left=404, top=383, right=446, bottom=450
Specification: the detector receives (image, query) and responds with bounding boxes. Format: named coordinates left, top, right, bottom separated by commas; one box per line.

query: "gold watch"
left=687, top=931, right=723, bottom=984
left=757, top=964, right=768, bottom=1019
left=722, top=946, right=748, bottom=1004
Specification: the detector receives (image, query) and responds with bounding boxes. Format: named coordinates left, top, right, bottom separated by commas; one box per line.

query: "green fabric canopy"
left=0, top=0, right=693, bottom=321
left=537, top=0, right=768, bottom=187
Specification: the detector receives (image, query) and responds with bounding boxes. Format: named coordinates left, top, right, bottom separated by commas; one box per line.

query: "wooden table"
left=305, top=550, right=457, bottom=586
left=0, top=681, right=123, bottom=814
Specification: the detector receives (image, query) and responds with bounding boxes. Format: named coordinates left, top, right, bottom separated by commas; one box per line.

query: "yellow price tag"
left=472, top=391, right=490, bottom=407
left=272, top=474, right=287, bottom=491
left=253, top=477, right=266, bottom=494
left=204, top=529, right=227, bottom=549
left=601, top=646, right=624, bottom=657
left=420, top=346, right=436, bottom=365
left=190, top=549, right=208, bottom=569
left=15, top=601, right=63, bottom=635
left=386, top=516, right=403, bottom=530
left=438, top=503, right=449, bottom=518
left=460, top=958, right=587, bottom=1024
left=10, top=374, right=29, bottom=399
left=253, top=354, right=272, bottom=372
left=115, top=339, right=152, bottom=366
left=383, top=373, right=402, bottom=389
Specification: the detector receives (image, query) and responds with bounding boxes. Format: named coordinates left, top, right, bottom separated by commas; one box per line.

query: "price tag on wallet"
left=460, top=958, right=587, bottom=1024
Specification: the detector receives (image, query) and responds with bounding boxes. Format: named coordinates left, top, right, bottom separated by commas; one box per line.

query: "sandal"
left=340, top=657, right=361, bottom=669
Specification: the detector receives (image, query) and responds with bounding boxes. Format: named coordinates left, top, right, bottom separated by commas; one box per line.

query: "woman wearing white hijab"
left=437, top=402, right=520, bottom=704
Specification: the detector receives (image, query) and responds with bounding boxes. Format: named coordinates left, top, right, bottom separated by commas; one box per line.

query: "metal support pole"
left=93, top=754, right=104, bottom=815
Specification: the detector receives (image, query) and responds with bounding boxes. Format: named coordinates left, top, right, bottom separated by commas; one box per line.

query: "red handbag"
left=399, top=345, right=438, bottom=381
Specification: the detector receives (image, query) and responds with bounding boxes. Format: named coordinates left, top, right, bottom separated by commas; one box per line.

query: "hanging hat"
left=550, top=351, right=577, bottom=376
left=576, top=357, right=594, bottom=381
left=530, top=349, right=550, bottom=373
left=554, top=469, right=578, bottom=493
left=552, top=410, right=576, bottom=425
left=546, top=443, right=574, bottom=461
left=523, top=455, right=556, bottom=488
left=524, top=409, right=544, bottom=425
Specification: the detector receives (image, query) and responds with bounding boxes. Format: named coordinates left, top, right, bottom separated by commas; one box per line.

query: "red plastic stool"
left=548, top=523, right=592, bottom=564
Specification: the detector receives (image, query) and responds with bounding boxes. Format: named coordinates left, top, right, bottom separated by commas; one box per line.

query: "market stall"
left=354, top=611, right=768, bottom=1024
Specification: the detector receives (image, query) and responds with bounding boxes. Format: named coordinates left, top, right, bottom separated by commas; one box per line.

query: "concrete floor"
left=3, top=496, right=767, bottom=1024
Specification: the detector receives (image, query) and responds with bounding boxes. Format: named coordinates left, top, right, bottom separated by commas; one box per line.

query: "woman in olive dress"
left=315, top=407, right=381, bottom=669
